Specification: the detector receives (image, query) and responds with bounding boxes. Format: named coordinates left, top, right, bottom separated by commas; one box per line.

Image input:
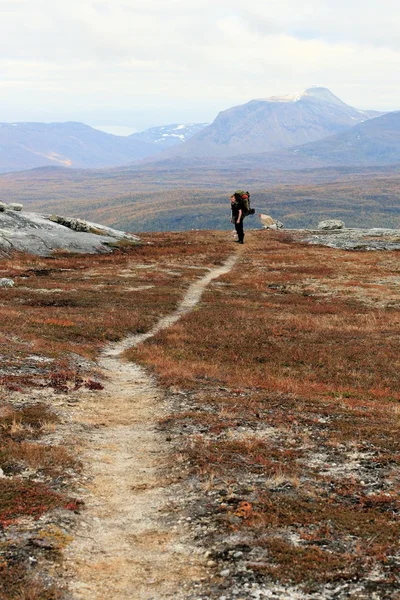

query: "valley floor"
left=0, top=230, right=399, bottom=599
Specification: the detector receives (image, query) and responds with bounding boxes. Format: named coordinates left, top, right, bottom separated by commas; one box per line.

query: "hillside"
left=0, top=121, right=207, bottom=173
left=234, top=110, right=400, bottom=170
left=152, top=87, right=383, bottom=159
left=1, top=230, right=399, bottom=599
left=0, top=121, right=160, bottom=172
left=1, top=163, right=400, bottom=231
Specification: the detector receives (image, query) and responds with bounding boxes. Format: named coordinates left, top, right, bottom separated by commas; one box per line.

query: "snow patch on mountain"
left=130, top=123, right=209, bottom=148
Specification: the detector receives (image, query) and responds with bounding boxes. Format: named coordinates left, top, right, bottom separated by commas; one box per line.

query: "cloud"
left=0, top=0, right=399, bottom=128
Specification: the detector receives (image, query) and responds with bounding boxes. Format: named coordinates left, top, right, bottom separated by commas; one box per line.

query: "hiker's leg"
left=234, top=221, right=241, bottom=242
left=235, top=220, right=244, bottom=243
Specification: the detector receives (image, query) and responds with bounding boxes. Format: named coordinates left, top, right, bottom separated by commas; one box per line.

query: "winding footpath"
left=64, top=255, right=238, bottom=600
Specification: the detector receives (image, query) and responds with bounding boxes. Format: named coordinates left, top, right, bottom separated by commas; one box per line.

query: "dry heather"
left=0, top=231, right=231, bottom=599
left=128, top=231, right=400, bottom=598
left=1, top=228, right=399, bottom=598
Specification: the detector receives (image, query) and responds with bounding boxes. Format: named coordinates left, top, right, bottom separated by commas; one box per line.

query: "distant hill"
left=1, top=161, right=400, bottom=232
left=130, top=123, right=208, bottom=148
left=151, top=87, right=383, bottom=160
left=0, top=121, right=207, bottom=173
left=0, top=122, right=160, bottom=172
left=257, top=110, right=400, bottom=169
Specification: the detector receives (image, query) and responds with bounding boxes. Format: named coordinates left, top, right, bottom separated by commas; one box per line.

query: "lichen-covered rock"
left=49, top=215, right=94, bottom=232
left=48, top=215, right=138, bottom=239
left=318, top=219, right=345, bottom=230
left=8, top=203, right=23, bottom=211
left=0, top=278, right=14, bottom=287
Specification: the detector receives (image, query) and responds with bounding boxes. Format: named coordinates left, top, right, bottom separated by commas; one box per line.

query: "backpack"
left=234, top=190, right=255, bottom=217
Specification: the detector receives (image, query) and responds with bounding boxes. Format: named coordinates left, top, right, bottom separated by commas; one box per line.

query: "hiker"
left=230, top=191, right=249, bottom=244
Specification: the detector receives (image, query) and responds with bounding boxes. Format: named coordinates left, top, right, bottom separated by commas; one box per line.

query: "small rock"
left=0, top=278, right=14, bottom=288
left=220, top=569, right=230, bottom=577
left=0, top=202, right=7, bottom=212
left=318, top=219, right=345, bottom=230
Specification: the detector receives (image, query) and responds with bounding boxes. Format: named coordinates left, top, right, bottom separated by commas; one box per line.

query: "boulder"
left=0, top=211, right=140, bottom=256
left=259, top=214, right=284, bottom=229
left=8, top=203, right=23, bottom=211
left=318, top=219, right=345, bottom=230
left=0, top=202, right=7, bottom=212
left=0, top=278, right=14, bottom=287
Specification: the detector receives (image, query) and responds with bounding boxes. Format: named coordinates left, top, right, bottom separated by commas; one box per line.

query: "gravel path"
left=64, top=254, right=238, bottom=600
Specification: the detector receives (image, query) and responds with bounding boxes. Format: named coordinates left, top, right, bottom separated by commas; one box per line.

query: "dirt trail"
left=64, top=254, right=238, bottom=600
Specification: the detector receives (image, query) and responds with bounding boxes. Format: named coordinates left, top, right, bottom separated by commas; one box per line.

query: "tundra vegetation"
left=0, top=230, right=399, bottom=598
left=1, top=163, right=400, bottom=231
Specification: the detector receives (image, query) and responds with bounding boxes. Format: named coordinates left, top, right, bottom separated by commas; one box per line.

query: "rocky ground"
left=296, top=227, right=400, bottom=251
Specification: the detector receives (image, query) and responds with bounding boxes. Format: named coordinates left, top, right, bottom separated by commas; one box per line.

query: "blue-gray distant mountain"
left=0, top=121, right=210, bottom=173
left=153, top=87, right=384, bottom=160
left=130, top=123, right=208, bottom=148
left=230, top=110, right=400, bottom=170
left=0, top=122, right=161, bottom=173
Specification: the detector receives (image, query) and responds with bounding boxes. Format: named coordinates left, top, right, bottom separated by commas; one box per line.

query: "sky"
left=1, top=0, right=400, bottom=134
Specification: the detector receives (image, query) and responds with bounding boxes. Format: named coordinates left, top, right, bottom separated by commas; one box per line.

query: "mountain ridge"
left=0, top=120, right=207, bottom=173
left=147, top=87, right=385, bottom=161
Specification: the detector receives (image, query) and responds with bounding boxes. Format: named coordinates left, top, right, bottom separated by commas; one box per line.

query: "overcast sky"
left=1, top=0, right=399, bottom=134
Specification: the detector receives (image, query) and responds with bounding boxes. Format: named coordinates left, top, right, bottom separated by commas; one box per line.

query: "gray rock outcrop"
left=0, top=210, right=140, bottom=257
left=302, top=228, right=400, bottom=251
left=318, top=219, right=345, bottom=230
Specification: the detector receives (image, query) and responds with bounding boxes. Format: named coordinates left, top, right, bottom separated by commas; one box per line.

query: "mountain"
left=280, top=110, right=400, bottom=168
left=0, top=122, right=162, bottom=173
left=130, top=123, right=208, bottom=148
left=225, top=110, right=400, bottom=171
left=0, top=121, right=211, bottom=173
left=152, top=87, right=384, bottom=160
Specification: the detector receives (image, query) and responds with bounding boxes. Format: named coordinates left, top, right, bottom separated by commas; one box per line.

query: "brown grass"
left=0, top=232, right=230, bottom=368
left=0, top=231, right=232, bottom=599
left=130, top=230, right=400, bottom=591
left=2, top=229, right=400, bottom=593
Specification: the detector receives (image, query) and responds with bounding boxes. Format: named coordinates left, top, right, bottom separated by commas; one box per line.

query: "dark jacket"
left=231, top=198, right=244, bottom=222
